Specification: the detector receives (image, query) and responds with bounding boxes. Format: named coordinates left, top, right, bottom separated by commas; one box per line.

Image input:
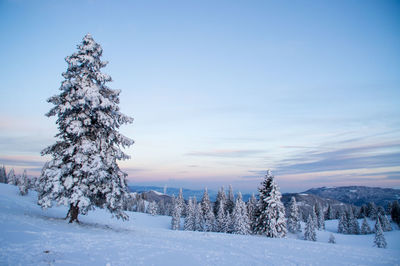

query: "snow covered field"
left=0, top=183, right=399, bottom=266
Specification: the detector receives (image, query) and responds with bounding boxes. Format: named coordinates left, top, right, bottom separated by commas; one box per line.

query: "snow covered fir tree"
left=232, top=192, right=251, bottom=235
left=287, top=196, right=301, bottom=234
left=374, top=219, right=387, bottom=248
left=253, top=170, right=287, bottom=238
left=201, top=188, right=215, bottom=232
left=37, top=34, right=134, bottom=223
left=304, top=215, right=317, bottom=241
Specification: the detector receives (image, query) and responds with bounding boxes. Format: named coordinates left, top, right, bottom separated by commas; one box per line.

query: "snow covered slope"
left=0, top=183, right=399, bottom=265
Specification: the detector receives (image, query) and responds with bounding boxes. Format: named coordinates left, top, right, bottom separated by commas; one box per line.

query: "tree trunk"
left=68, top=203, right=80, bottom=223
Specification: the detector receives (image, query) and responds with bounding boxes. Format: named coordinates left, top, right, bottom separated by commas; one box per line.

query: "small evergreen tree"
left=147, top=201, right=158, bottom=216
left=184, top=197, right=196, bottom=231
left=226, top=184, right=235, bottom=214
left=18, top=169, right=29, bottom=196
left=361, top=217, right=372, bottom=234
left=215, top=200, right=227, bottom=233
left=311, top=205, right=318, bottom=229
left=338, top=212, right=347, bottom=234
left=247, top=193, right=257, bottom=233
left=374, top=219, right=387, bottom=248
left=171, top=196, right=181, bottom=230
left=391, top=200, right=400, bottom=225
left=38, top=34, right=133, bottom=223
left=287, top=196, right=301, bottom=233
left=359, top=204, right=368, bottom=219
left=194, top=200, right=203, bottom=231
left=7, top=168, right=17, bottom=186
left=253, top=170, right=287, bottom=238
left=137, top=198, right=146, bottom=213
left=347, top=208, right=360, bottom=234
left=325, top=204, right=334, bottom=220
left=328, top=233, right=336, bottom=244
left=157, top=200, right=167, bottom=215
left=377, top=206, right=385, bottom=217
left=232, top=192, right=251, bottom=235
left=367, top=202, right=377, bottom=220
left=225, top=212, right=233, bottom=233
left=378, top=214, right=392, bottom=232
left=201, top=188, right=215, bottom=232
left=0, top=165, right=7, bottom=184
left=315, top=203, right=325, bottom=230
left=177, top=188, right=185, bottom=217
left=214, top=186, right=227, bottom=217
left=335, top=210, right=341, bottom=219
left=304, top=215, right=316, bottom=241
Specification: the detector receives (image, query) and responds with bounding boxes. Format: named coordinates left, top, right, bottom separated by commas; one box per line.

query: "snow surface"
left=151, top=190, right=164, bottom=196
left=1, top=183, right=399, bottom=265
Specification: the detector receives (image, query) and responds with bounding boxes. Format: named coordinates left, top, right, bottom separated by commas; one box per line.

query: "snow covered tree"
left=232, top=192, right=251, bottom=235
left=194, top=199, right=203, bottom=231
left=247, top=193, right=257, bottom=233
left=225, top=212, right=233, bottom=234
left=391, top=200, right=400, bottom=225
left=214, top=186, right=227, bottom=217
left=157, top=199, right=167, bottom=215
left=171, top=196, right=181, bottom=230
left=18, top=169, right=29, bottom=196
left=0, top=166, right=7, bottom=184
left=328, top=233, right=336, bottom=244
left=311, top=205, right=318, bottom=229
left=347, top=208, right=360, bottom=234
left=338, top=212, right=347, bottom=234
left=7, top=168, right=17, bottom=186
left=137, top=198, right=146, bottom=213
left=28, top=176, right=39, bottom=191
left=177, top=188, right=185, bottom=217
left=378, top=214, right=392, bottom=232
left=201, top=188, right=215, bottom=232
left=226, top=184, right=235, bottom=214
left=184, top=197, right=196, bottom=231
left=215, top=200, right=228, bottom=233
left=304, top=215, right=316, bottom=241
left=374, top=219, right=387, bottom=248
left=147, top=201, right=158, bottom=216
left=361, top=217, right=372, bottom=234
left=359, top=204, right=368, bottom=219
left=315, top=203, right=325, bottom=230
left=253, top=170, right=287, bottom=238
left=377, top=206, right=385, bottom=217
left=37, top=34, right=133, bottom=223
left=287, top=196, right=301, bottom=234
left=367, top=202, right=377, bottom=220
left=325, top=204, right=335, bottom=220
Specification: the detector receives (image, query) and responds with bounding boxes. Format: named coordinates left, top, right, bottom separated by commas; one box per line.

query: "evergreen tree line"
left=0, top=166, right=39, bottom=196
left=173, top=171, right=288, bottom=238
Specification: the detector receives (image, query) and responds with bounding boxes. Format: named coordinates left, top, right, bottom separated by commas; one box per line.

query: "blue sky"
left=0, top=0, right=399, bottom=193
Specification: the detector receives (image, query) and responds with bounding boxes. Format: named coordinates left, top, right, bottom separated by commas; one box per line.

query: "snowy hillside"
left=304, top=186, right=400, bottom=207
left=1, top=184, right=399, bottom=266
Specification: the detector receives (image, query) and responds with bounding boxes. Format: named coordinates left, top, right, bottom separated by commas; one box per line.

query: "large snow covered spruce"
left=38, top=34, right=134, bottom=223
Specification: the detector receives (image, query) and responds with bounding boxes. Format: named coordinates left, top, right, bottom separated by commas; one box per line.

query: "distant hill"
left=303, top=186, right=400, bottom=207
left=281, top=193, right=348, bottom=220
left=128, top=185, right=218, bottom=201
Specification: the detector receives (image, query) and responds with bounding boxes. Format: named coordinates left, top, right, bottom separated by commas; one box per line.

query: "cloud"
left=186, top=149, right=265, bottom=158
left=0, top=156, right=45, bottom=167
left=276, top=142, right=400, bottom=175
